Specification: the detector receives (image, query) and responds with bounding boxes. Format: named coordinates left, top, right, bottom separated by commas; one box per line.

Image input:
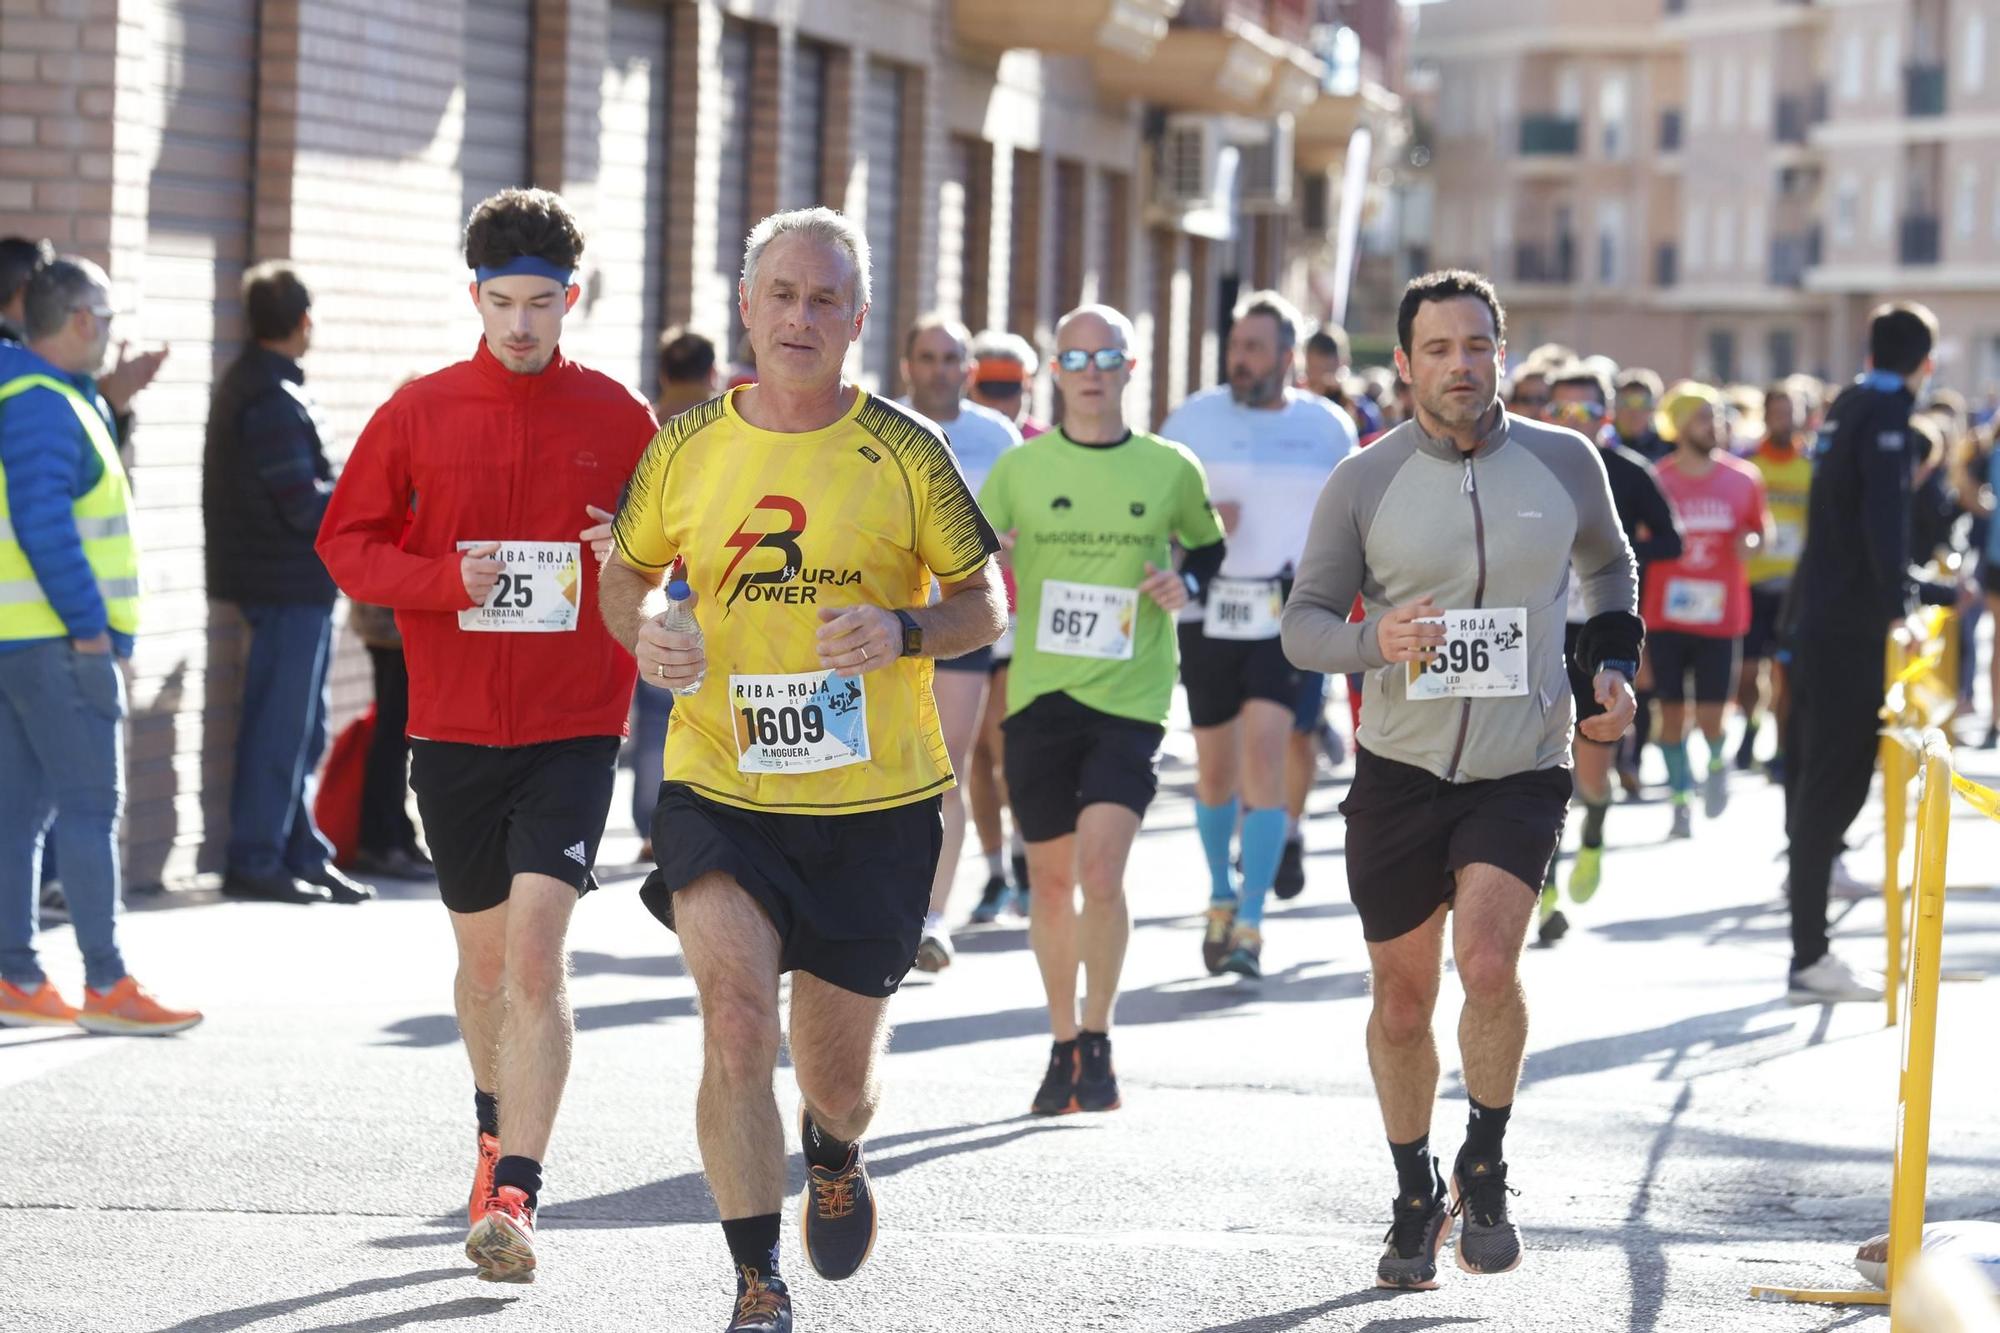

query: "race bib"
left=457, top=541, right=581, bottom=633
left=1407, top=608, right=1529, bottom=700
left=1770, top=521, right=1804, bottom=561
left=1037, top=581, right=1137, bottom=660
left=1663, top=577, right=1728, bottom=626
left=1204, top=578, right=1284, bottom=641
left=730, top=671, right=870, bottom=774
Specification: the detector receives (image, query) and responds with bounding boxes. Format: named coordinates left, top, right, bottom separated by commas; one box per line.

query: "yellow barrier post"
left=1887, top=730, right=1954, bottom=1329
left=1881, top=633, right=1910, bottom=1027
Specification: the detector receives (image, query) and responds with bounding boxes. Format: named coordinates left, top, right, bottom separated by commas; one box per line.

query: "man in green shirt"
left=979, top=303, right=1226, bottom=1116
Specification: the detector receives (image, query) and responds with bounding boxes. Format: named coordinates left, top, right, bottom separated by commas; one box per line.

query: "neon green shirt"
left=980, top=428, right=1225, bottom=725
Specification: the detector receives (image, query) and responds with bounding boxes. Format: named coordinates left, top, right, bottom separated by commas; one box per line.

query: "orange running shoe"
left=465, top=1185, right=536, bottom=1283
left=468, top=1132, right=502, bottom=1225
left=0, top=978, right=79, bottom=1027
left=76, top=977, right=202, bottom=1036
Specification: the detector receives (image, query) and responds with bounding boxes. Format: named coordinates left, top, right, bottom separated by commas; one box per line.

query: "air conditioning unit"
left=1152, top=114, right=1224, bottom=212
left=1239, top=116, right=1296, bottom=213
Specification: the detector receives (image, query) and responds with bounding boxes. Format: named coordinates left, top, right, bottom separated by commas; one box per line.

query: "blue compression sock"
left=1662, top=739, right=1692, bottom=799
left=1236, top=806, right=1289, bottom=928
left=1195, top=798, right=1240, bottom=905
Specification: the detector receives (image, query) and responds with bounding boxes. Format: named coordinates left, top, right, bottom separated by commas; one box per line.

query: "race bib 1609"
left=730, top=671, right=870, bottom=775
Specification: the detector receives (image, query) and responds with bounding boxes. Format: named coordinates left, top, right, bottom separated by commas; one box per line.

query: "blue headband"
left=473, top=255, right=576, bottom=286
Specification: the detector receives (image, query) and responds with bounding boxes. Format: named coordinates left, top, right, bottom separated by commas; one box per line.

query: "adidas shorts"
left=409, top=735, right=621, bottom=914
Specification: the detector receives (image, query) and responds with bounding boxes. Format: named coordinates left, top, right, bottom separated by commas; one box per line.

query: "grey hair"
left=741, top=207, right=872, bottom=312
left=1055, top=303, right=1138, bottom=352
left=969, top=330, right=1038, bottom=367
left=23, top=256, right=110, bottom=341
left=1231, top=288, right=1305, bottom=355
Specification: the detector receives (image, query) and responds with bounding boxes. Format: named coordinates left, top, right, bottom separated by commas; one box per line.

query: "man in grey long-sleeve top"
left=1279, top=271, right=1643, bottom=1292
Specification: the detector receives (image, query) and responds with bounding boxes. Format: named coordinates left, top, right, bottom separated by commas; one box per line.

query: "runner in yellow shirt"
left=1735, top=381, right=1813, bottom=780
left=600, top=207, right=1004, bottom=1333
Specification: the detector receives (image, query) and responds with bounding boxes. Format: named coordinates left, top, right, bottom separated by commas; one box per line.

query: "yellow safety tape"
left=1951, top=771, right=2000, bottom=823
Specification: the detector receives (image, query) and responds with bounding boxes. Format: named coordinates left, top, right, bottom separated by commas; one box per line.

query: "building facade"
left=1414, top=0, right=2000, bottom=394
left=0, top=0, right=1399, bottom=889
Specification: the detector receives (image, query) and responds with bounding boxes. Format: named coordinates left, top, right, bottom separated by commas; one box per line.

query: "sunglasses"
left=1056, top=348, right=1129, bottom=373
left=1553, top=400, right=1604, bottom=429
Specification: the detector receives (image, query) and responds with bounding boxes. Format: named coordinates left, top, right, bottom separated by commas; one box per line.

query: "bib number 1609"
left=737, top=704, right=826, bottom=748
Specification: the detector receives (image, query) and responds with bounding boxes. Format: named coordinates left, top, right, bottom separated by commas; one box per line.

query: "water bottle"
left=661, top=578, right=705, bottom=697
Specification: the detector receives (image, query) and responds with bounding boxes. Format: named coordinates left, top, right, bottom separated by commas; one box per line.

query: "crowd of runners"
left=9, top=183, right=1990, bottom=1330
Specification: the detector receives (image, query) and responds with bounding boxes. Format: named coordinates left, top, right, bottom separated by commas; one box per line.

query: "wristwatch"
left=894, top=609, right=923, bottom=658
left=1599, top=658, right=1639, bottom=683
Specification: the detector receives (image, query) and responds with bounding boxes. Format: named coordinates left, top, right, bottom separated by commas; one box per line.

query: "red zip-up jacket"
left=317, top=341, right=659, bottom=747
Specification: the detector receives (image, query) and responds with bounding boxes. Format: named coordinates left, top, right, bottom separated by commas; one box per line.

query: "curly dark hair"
left=1396, top=269, right=1506, bottom=355
left=462, top=188, right=586, bottom=272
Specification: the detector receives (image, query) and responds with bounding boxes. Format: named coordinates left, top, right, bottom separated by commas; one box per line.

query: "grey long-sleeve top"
left=1280, top=408, right=1638, bottom=782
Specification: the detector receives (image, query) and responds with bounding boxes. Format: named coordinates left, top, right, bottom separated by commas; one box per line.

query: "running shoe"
left=799, top=1114, right=877, bottom=1281
left=1828, top=852, right=1878, bottom=902
left=726, top=1266, right=792, bottom=1331
left=1273, top=835, right=1306, bottom=900
left=1031, top=1039, right=1079, bottom=1116
left=1668, top=803, right=1693, bottom=840
left=969, top=874, right=1010, bottom=924
left=1075, top=1031, right=1121, bottom=1112
left=1733, top=728, right=1758, bottom=772
left=1534, top=886, right=1568, bottom=948
left=76, top=977, right=202, bottom=1036
left=1702, top=763, right=1729, bottom=820
left=1567, top=846, right=1603, bottom=905
left=1451, top=1157, right=1523, bottom=1274
left=1220, top=924, right=1263, bottom=980
left=0, top=978, right=78, bottom=1028
left=914, top=929, right=953, bottom=973
left=465, top=1185, right=537, bottom=1283
left=1010, top=852, right=1030, bottom=909
left=1201, top=903, right=1237, bottom=976
left=1787, top=953, right=1886, bottom=1005
left=469, top=1131, right=501, bottom=1226
left=1765, top=754, right=1786, bottom=785
left=1376, top=1161, right=1452, bottom=1290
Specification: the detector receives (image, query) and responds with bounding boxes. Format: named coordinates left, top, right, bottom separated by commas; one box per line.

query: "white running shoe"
left=1787, top=953, right=1886, bottom=1005
left=1829, top=852, right=1878, bottom=901
left=1702, top=764, right=1729, bottom=820
left=914, top=914, right=954, bottom=973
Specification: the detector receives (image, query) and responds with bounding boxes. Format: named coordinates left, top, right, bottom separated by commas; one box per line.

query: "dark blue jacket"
left=202, top=346, right=337, bottom=604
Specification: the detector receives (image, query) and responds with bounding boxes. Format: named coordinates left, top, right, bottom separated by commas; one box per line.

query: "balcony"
left=1659, top=108, right=1682, bottom=153
left=1906, top=64, right=1947, bottom=117
left=1516, top=238, right=1577, bottom=284
left=1900, top=214, right=1941, bottom=265
left=1769, top=230, right=1821, bottom=287
left=1520, top=115, right=1580, bottom=156
left=955, top=0, right=1184, bottom=62
left=1094, top=0, right=1324, bottom=114
left=1654, top=242, right=1677, bottom=289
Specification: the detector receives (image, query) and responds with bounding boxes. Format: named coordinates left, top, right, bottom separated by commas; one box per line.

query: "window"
left=1690, top=57, right=1712, bottom=130
left=1877, top=26, right=1902, bottom=99
left=1718, top=52, right=1741, bottom=127
left=1743, top=204, right=1765, bottom=273
left=1840, top=32, right=1864, bottom=102
left=1992, top=179, right=2000, bottom=240
left=1685, top=202, right=1707, bottom=271
left=1597, top=199, right=1624, bottom=283
left=1707, top=328, right=1737, bottom=382
left=1557, top=64, right=1582, bottom=117
left=1872, top=178, right=1894, bottom=240
left=1834, top=173, right=1860, bottom=244
left=1957, top=163, right=1980, bottom=238
left=1599, top=71, right=1630, bottom=159
left=1748, top=57, right=1772, bottom=130
left=1769, top=328, right=1797, bottom=379
left=1966, top=11, right=1989, bottom=95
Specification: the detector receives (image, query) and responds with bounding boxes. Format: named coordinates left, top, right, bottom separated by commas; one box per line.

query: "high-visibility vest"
left=0, top=373, right=141, bottom=639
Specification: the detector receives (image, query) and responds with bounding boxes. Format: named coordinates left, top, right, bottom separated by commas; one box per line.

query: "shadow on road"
left=296, top=1295, right=516, bottom=1332
left=1189, top=1286, right=1475, bottom=1332
left=378, top=994, right=698, bottom=1048
left=146, top=1268, right=476, bottom=1333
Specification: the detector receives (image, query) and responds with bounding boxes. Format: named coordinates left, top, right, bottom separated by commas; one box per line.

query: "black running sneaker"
left=969, top=874, right=1009, bottom=925
left=1376, top=1160, right=1452, bottom=1290
left=726, top=1267, right=792, bottom=1331
left=1273, top=835, right=1306, bottom=900
left=1031, top=1039, right=1079, bottom=1116
left=798, top=1115, right=877, bottom=1281
left=1451, top=1156, right=1523, bottom=1275
left=1075, top=1030, right=1121, bottom=1112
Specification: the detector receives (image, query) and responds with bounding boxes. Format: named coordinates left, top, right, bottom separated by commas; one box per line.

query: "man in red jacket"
left=317, top=189, right=657, bottom=1284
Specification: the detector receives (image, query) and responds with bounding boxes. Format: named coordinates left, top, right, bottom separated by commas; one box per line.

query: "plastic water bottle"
left=661, top=578, right=704, bottom=697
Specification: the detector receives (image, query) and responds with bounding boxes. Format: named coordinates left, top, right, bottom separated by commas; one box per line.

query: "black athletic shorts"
left=409, top=735, right=620, bottom=915
left=1563, top=621, right=1608, bottom=730
left=1339, top=746, right=1572, bottom=943
left=1647, top=629, right=1741, bottom=704
left=1742, top=585, right=1787, bottom=661
left=1001, top=691, right=1165, bottom=842
left=936, top=644, right=995, bottom=674
left=1177, top=622, right=1300, bottom=728
left=639, top=783, right=942, bottom=998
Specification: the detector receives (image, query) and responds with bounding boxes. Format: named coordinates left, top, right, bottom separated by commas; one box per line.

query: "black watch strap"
left=894, top=609, right=923, bottom=658
left=1598, top=658, right=1639, bottom=682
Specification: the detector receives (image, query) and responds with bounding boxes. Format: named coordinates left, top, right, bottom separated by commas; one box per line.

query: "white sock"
left=923, top=910, right=946, bottom=935
left=1286, top=813, right=1301, bottom=841
left=984, top=848, right=1005, bottom=878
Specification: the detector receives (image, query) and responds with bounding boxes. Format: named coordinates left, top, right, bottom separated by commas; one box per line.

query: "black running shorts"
left=1647, top=629, right=1741, bottom=704
left=1339, top=746, right=1573, bottom=943
left=1177, top=622, right=1300, bottom=728
left=1742, top=585, right=1787, bottom=661
left=409, top=735, right=620, bottom=915
left=1001, top=691, right=1165, bottom=843
left=935, top=643, right=995, bottom=674
left=639, top=783, right=941, bottom=998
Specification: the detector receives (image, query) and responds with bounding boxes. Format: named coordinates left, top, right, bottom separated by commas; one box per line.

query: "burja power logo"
left=717, top=495, right=859, bottom=613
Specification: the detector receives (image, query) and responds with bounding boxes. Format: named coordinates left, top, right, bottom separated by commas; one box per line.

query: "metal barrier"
left=1878, top=610, right=1959, bottom=1027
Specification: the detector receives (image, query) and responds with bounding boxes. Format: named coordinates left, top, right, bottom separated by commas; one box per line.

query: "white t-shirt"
left=1159, top=386, right=1355, bottom=623
left=916, top=397, right=1022, bottom=496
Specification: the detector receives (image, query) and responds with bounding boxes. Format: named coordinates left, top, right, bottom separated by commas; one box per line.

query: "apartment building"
left=0, top=0, right=1399, bottom=889
left=1414, top=0, right=2000, bottom=395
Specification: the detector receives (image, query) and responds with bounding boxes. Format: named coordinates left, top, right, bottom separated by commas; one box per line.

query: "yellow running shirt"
left=612, top=387, right=999, bottom=815
left=1746, top=437, right=1813, bottom=587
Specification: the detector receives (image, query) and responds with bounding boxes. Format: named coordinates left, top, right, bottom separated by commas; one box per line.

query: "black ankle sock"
left=492, top=1155, right=542, bottom=1209
left=801, top=1110, right=854, bottom=1173
left=722, top=1213, right=783, bottom=1285
left=1389, top=1134, right=1433, bottom=1200
left=474, top=1088, right=500, bottom=1139
left=1581, top=799, right=1609, bottom=849
left=1461, top=1097, right=1511, bottom=1166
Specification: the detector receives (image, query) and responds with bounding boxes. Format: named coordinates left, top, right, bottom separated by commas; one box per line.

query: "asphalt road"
left=6, top=715, right=1998, bottom=1332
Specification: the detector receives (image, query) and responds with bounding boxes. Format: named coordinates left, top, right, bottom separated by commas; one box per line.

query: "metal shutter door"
left=717, top=19, right=753, bottom=355
left=859, top=61, right=905, bottom=389
left=786, top=40, right=828, bottom=209
left=460, top=0, right=533, bottom=214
